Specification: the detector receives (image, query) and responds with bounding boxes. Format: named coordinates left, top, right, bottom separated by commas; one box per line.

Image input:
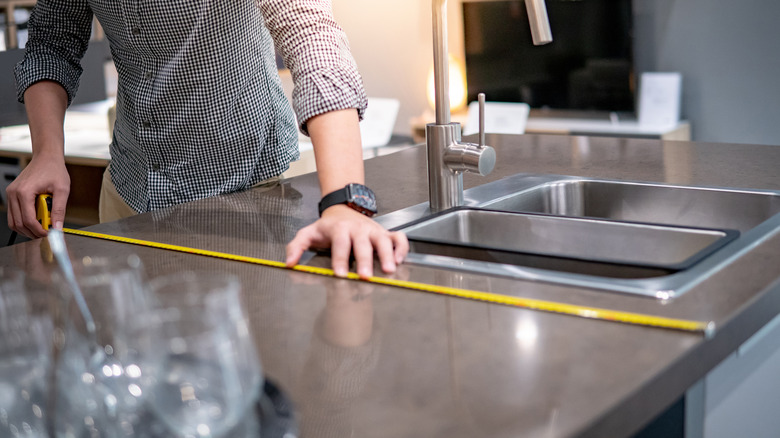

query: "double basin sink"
left=377, top=174, right=780, bottom=298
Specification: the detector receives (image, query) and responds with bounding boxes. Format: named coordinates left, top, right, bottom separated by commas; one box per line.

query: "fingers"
left=372, top=231, right=409, bottom=276
left=372, top=230, right=397, bottom=275
left=7, top=195, right=27, bottom=238
left=351, top=231, right=374, bottom=279
left=7, top=190, right=44, bottom=239
left=285, top=240, right=307, bottom=268
left=50, top=188, right=69, bottom=230
left=348, top=227, right=408, bottom=279
left=23, top=193, right=46, bottom=237
left=7, top=195, right=19, bottom=236
left=288, top=207, right=408, bottom=279
left=4, top=157, right=70, bottom=239
left=329, top=228, right=353, bottom=278
left=390, top=231, right=409, bottom=265
left=286, top=225, right=324, bottom=267
left=354, top=227, right=409, bottom=278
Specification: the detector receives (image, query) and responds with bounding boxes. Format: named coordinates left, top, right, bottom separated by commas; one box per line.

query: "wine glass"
left=52, top=255, right=155, bottom=437
left=0, top=267, right=51, bottom=438
left=145, top=271, right=262, bottom=438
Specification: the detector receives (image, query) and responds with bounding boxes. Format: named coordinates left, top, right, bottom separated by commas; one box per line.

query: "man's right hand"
left=7, top=80, right=71, bottom=239
left=6, top=155, right=70, bottom=238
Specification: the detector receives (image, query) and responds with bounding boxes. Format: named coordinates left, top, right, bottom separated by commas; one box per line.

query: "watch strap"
left=318, top=188, right=350, bottom=216
left=318, top=183, right=377, bottom=217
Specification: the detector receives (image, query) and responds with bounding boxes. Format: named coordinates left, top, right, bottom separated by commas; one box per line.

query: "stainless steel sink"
left=401, top=207, right=737, bottom=277
left=377, top=174, right=780, bottom=298
left=480, top=178, right=780, bottom=233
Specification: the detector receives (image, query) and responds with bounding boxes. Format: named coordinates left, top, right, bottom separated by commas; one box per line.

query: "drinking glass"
left=0, top=267, right=51, bottom=438
left=53, top=255, right=155, bottom=437
left=145, top=271, right=262, bottom=438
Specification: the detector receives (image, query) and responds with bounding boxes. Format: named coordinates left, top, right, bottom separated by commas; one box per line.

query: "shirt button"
left=142, top=121, right=151, bottom=128
left=132, top=27, right=141, bottom=36
left=152, top=163, right=160, bottom=171
left=144, top=71, right=153, bottom=80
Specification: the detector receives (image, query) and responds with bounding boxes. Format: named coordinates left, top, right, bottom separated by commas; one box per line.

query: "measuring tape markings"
left=60, top=227, right=714, bottom=336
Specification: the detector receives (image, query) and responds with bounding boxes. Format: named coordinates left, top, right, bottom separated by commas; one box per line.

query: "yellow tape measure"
left=38, top=195, right=714, bottom=336
left=36, top=193, right=52, bottom=230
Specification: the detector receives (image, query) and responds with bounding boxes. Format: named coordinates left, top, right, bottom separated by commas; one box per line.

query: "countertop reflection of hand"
left=298, top=279, right=383, bottom=438
left=320, top=279, right=375, bottom=348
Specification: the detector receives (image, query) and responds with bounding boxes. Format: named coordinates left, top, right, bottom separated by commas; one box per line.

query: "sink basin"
left=480, top=179, right=780, bottom=233
left=401, top=207, right=737, bottom=278
left=378, top=174, right=780, bottom=298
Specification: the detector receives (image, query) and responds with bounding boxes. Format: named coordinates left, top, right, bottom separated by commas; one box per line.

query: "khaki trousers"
left=98, top=166, right=283, bottom=223
left=98, top=166, right=137, bottom=223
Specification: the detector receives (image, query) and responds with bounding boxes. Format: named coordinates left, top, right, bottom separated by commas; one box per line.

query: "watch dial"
left=350, top=184, right=377, bottom=215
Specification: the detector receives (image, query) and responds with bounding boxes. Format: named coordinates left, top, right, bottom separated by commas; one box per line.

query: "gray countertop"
left=5, top=134, right=780, bottom=437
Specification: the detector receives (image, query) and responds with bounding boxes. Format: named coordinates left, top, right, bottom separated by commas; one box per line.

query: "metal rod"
left=478, top=93, right=485, bottom=148
left=432, top=0, right=451, bottom=125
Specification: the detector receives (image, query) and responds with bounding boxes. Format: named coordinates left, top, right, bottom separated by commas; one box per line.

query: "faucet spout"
left=526, top=0, right=553, bottom=45
left=432, top=0, right=451, bottom=125
left=426, top=0, right=552, bottom=212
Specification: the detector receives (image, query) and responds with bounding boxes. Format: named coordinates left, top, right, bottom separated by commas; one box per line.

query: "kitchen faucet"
left=427, top=0, right=552, bottom=211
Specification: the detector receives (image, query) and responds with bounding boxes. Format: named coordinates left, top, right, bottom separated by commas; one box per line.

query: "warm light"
left=427, top=54, right=468, bottom=113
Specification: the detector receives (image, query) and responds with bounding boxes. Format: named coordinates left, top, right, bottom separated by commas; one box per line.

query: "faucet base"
left=426, top=123, right=463, bottom=212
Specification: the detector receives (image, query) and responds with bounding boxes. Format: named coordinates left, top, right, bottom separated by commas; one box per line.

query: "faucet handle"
left=478, top=93, right=486, bottom=148
left=443, top=93, right=496, bottom=177
left=450, top=92, right=494, bottom=176
left=444, top=142, right=496, bottom=176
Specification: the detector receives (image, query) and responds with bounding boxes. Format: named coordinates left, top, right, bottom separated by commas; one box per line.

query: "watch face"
left=348, top=184, right=377, bottom=216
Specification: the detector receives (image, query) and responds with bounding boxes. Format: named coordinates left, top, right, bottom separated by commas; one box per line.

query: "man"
left=7, top=0, right=407, bottom=278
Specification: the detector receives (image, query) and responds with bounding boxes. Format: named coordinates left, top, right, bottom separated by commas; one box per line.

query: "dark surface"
left=4, top=134, right=780, bottom=437
left=463, top=0, right=635, bottom=111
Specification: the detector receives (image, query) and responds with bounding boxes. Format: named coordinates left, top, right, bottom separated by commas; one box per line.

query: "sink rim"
left=377, top=174, right=780, bottom=299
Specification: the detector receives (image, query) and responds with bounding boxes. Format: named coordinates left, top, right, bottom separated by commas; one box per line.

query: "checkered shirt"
left=15, top=0, right=368, bottom=213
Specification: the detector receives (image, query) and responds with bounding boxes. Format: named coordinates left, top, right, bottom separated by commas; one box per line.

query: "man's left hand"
left=286, top=205, right=408, bottom=279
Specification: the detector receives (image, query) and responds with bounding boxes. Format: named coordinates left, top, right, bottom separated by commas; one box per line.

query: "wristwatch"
left=318, top=183, right=377, bottom=217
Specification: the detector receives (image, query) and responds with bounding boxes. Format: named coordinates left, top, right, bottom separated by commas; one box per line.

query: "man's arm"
left=9, top=0, right=94, bottom=238
left=260, top=0, right=407, bottom=276
left=6, top=80, right=71, bottom=238
left=285, top=109, right=408, bottom=279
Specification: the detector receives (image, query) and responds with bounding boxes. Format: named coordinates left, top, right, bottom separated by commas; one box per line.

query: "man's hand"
left=286, top=204, right=408, bottom=279
left=6, top=156, right=70, bottom=238
left=7, top=80, right=70, bottom=239
left=292, top=109, right=407, bottom=278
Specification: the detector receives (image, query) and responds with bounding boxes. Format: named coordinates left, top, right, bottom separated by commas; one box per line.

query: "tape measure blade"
left=61, top=228, right=711, bottom=335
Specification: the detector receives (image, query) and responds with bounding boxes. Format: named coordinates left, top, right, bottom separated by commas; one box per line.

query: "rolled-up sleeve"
left=258, top=0, right=368, bottom=135
left=14, top=0, right=94, bottom=106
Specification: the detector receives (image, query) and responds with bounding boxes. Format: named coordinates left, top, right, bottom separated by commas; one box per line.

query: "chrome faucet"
left=427, top=0, right=552, bottom=211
